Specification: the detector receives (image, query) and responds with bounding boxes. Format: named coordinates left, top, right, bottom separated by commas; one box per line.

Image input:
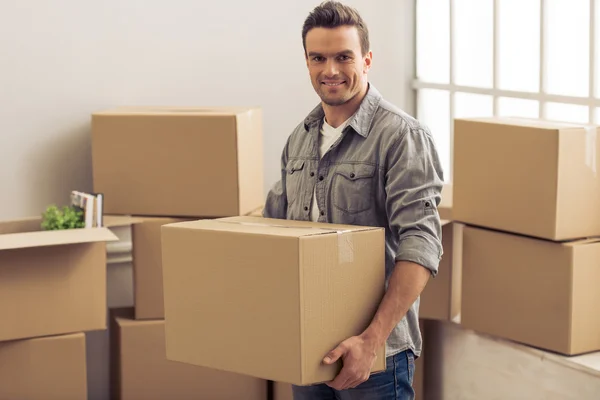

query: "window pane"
left=498, top=97, right=540, bottom=118
left=455, top=92, right=494, bottom=119
left=417, top=89, right=451, bottom=181
left=498, top=0, right=540, bottom=92
left=454, top=0, right=493, bottom=88
left=417, top=0, right=450, bottom=83
left=546, top=102, right=589, bottom=124
left=546, top=0, right=589, bottom=97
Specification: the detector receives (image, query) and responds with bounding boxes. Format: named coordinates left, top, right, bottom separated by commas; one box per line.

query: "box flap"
left=0, top=227, right=119, bottom=251
left=563, top=236, right=600, bottom=247
left=0, top=217, right=43, bottom=235
left=93, top=106, right=258, bottom=117
left=456, top=117, right=587, bottom=131
left=103, top=215, right=147, bottom=228
left=163, top=216, right=379, bottom=238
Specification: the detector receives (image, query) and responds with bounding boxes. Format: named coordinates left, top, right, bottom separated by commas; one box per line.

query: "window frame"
left=413, top=0, right=598, bottom=180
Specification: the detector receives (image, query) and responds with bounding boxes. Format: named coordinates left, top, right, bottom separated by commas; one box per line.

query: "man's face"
left=305, top=26, right=372, bottom=107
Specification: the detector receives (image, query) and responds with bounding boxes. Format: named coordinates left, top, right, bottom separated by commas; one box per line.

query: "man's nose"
left=324, top=60, right=339, bottom=77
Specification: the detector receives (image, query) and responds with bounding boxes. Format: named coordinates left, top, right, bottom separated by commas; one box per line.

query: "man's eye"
left=338, top=55, right=350, bottom=61
left=313, top=57, right=324, bottom=62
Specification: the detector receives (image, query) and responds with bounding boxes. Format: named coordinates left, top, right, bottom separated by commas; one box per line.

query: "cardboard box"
left=419, top=221, right=463, bottom=322
left=461, top=225, right=600, bottom=355
left=105, top=215, right=192, bottom=318
left=0, top=217, right=117, bottom=341
left=92, top=107, right=264, bottom=218
left=161, top=216, right=386, bottom=385
left=439, top=183, right=452, bottom=221
left=0, top=333, right=87, bottom=400
left=413, top=320, right=426, bottom=400
left=453, top=117, right=600, bottom=241
left=274, top=382, right=294, bottom=400
left=423, top=320, right=600, bottom=399
left=132, top=217, right=192, bottom=319
left=110, top=308, right=268, bottom=400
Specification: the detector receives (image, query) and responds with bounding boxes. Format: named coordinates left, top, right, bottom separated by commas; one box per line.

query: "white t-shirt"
left=310, top=117, right=352, bottom=222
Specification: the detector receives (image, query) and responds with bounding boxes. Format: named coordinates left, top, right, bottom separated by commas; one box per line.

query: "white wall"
left=0, top=0, right=414, bottom=221
left=0, top=1, right=415, bottom=399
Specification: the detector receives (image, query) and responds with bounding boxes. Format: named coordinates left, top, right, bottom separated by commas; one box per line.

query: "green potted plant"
left=41, top=205, right=85, bottom=230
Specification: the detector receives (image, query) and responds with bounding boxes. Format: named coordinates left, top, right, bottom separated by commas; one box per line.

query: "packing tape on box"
left=584, top=125, right=598, bottom=176
left=220, top=220, right=354, bottom=263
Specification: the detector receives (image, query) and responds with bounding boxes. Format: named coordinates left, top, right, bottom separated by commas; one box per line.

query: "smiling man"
left=263, top=1, right=444, bottom=399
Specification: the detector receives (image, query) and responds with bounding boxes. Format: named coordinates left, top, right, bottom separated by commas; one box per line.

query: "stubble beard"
left=318, top=86, right=355, bottom=107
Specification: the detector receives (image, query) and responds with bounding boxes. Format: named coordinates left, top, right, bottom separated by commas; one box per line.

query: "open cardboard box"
left=0, top=217, right=118, bottom=341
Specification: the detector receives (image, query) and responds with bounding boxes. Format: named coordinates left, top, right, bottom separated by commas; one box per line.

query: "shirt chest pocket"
left=331, top=163, right=376, bottom=214
left=285, top=160, right=305, bottom=206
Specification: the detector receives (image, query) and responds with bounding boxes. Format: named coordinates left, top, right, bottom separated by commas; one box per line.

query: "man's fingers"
left=323, top=342, right=347, bottom=364
left=325, top=367, right=352, bottom=390
left=346, top=373, right=369, bottom=389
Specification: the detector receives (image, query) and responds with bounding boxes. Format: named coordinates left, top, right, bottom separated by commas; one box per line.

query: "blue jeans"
left=292, top=350, right=415, bottom=400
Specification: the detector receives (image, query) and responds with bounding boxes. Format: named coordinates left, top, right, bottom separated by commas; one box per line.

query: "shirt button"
left=304, top=206, right=308, bottom=211
left=319, top=176, right=324, bottom=181
left=320, top=211, right=325, bottom=216
left=350, top=173, right=355, bottom=178
left=310, top=172, right=315, bottom=177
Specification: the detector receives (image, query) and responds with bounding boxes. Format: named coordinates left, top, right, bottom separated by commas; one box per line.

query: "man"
left=263, top=1, right=444, bottom=399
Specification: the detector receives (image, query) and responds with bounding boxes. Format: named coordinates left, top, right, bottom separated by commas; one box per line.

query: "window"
left=415, top=0, right=597, bottom=181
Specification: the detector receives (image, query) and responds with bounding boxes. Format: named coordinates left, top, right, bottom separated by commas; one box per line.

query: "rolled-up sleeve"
left=263, top=137, right=290, bottom=220
left=385, top=127, right=444, bottom=276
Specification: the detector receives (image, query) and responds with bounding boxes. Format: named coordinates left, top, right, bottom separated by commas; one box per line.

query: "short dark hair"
left=302, top=1, right=370, bottom=56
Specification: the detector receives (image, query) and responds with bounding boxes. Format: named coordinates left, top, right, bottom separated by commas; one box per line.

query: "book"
left=70, top=191, right=104, bottom=228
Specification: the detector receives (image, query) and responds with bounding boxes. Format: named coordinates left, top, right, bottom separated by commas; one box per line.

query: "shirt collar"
left=303, top=83, right=382, bottom=138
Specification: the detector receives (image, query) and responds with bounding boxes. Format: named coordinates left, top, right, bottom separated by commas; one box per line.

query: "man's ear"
left=363, top=51, right=373, bottom=73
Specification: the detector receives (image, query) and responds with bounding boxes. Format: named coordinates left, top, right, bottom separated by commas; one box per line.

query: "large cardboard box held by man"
left=161, top=216, right=387, bottom=385
left=453, top=117, right=600, bottom=241
left=92, top=107, right=264, bottom=218
left=0, top=217, right=117, bottom=341
left=461, top=226, right=600, bottom=355
left=110, top=308, right=268, bottom=400
left=0, top=333, right=87, bottom=400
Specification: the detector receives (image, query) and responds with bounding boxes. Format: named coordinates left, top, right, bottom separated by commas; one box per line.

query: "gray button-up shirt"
left=263, top=84, right=444, bottom=358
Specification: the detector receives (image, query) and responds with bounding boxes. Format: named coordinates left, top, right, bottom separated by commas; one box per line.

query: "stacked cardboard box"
left=0, top=216, right=118, bottom=399
left=91, top=107, right=268, bottom=398
left=452, top=117, right=600, bottom=356
left=421, top=319, right=600, bottom=399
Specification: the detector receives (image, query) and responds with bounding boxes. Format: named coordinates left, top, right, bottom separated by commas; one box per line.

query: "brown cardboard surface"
left=161, top=216, right=386, bottom=385
left=132, top=216, right=192, bottom=319
left=439, top=183, right=452, bottom=221
left=0, top=333, right=87, bottom=400
left=103, top=215, right=146, bottom=228
left=92, top=106, right=264, bottom=218
left=419, top=222, right=463, bottom=321
left=422, top=320, right=600, bottom=399
left=0, top=218, right=117, bottom=250
left=453, top=117, right=600, bottom=241
left=274, top=382, right=294, bottom=400
left=110, top=308, right=268, bottom=400
left=0, top=218, right=116, bottom=341
left=413, top=320, right=426, bottom=399
left=461, top=225, right=600, bottom=355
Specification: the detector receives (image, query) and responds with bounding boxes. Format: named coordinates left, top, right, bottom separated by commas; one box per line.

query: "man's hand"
left=322, top=334, right=378, bottom=390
